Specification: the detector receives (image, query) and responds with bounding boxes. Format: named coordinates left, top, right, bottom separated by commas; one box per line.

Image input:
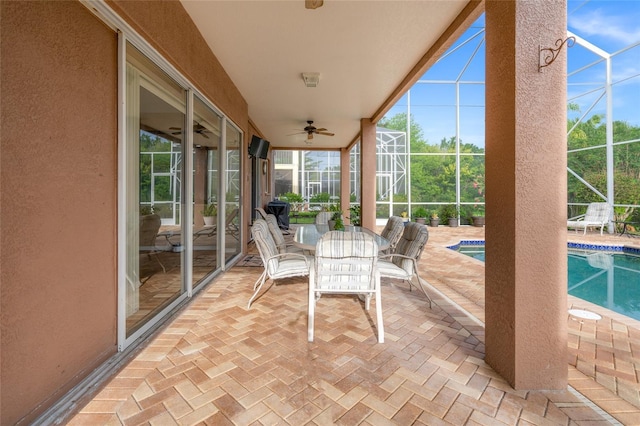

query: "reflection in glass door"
left=192, top=97, right=221, bottom=285
left=224, top=123, right=242, bottom=263
left=125, top=43, right=186, bottom=338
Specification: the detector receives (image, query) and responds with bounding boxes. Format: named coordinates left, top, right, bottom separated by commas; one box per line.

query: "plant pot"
left=415, top=218, right=426, bottom=225
left=472, top=216, right=485, bottom=227
left=448, top=218, right=458, bottom=227
left=328, top=220, right=336, bottom=231
left=429, top=219, right=439, bottom=227
left=203, top=216, right=216, bottom=226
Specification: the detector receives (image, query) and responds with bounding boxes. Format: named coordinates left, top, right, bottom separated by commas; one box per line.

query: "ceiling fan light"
left=305, top=0, right=323, bottom=10
left=302, top=72, right=320, bottom=88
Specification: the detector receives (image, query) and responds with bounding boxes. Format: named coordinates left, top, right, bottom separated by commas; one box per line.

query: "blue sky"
left=384, top=1, right=640, bottom=149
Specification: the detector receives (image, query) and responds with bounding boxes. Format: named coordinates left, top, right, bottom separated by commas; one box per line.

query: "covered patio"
left=68, top=227, right=640, bottom=425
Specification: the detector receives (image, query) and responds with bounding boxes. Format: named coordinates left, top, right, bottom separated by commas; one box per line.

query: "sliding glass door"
left=125, top=44, right=187, bottom=338
left=121, top=40, right=244, bottom=347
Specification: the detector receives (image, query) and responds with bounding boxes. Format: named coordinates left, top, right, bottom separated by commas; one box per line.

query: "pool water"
left=458, top=245, right=640, bottom=321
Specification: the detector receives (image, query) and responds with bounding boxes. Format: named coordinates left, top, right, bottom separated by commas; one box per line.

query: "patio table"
left=293, top=224, right=390, bottom=252
left=613, top=221, right=639, bottom=237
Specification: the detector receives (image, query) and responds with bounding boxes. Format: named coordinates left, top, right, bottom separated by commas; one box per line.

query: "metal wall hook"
left=539, top=36, right=576, bottom=72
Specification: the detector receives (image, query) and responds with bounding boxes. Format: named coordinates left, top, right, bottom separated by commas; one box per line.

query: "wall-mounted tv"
left=248, top=135, right=270, bottom=159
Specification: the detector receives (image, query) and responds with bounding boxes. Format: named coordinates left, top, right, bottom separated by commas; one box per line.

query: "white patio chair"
left=380, top=216, right=405, bottom=254
left=567, top=202, right=612, bottom=235
left=255, top=207, right=269, bottom=220
left=314, top=211, right=332, bottom=225
left=309, top=231, right=383, bottom=343
left=378, top=222, right=432, bottom=308
left=247, top=219, right=310, bottom=308
left=264, top=213, right=304, bottom=255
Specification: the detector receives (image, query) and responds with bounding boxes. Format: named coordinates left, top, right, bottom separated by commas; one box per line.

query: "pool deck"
left=67, top=226, right=640, bottom=425
left=422, top=226, right=640, bottom=424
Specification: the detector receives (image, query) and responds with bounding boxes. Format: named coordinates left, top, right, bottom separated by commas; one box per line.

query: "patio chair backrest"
left=393, top=222, right=429, bottom=273
left=315, top=211, right=332, bottom=225
left=251, top=219, right=280, bottom=275
left=315, top=231, right=378, bottom=290
left=380, top=216, right=405, bottom=253
left=255, top=207, right=269, bottom=220
left=265, top=214, right=287, bottom=253
left=585, top=203, right=612, bottom=223
left=140, top=213, right=161, bottom=249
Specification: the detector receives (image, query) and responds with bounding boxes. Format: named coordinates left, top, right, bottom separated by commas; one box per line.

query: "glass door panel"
left=225, top=123, right=242, bottom=263
left=126, top=43, right=186, bottom=338
left=192, top=96, right=221, bottom=285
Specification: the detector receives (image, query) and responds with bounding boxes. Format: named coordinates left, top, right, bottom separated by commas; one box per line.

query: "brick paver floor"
left=66, top=225, right=640, bottom=425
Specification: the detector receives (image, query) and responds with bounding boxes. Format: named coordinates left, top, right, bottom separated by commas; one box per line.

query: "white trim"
left=117, top=31, right=127, bottom=350
left=219, top=119, right=228, bottom=271
left=185, top=91, right=194, bottom=296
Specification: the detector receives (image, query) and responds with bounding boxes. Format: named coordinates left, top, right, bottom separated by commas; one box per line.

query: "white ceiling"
left=181, top=0, right=471, bottom=150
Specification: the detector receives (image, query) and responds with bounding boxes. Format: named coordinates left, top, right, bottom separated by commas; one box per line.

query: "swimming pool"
left=453, top=242, right=640, bottom=321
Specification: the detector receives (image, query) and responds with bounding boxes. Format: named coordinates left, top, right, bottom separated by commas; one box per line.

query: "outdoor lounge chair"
left=309, top=231, right=383, bottom=342
left=193, top=208, right=240, bottom=240
left=567, top=202, right=612, bottom=235
left=248, top=219, right=310, bottom=308
left=139, top=213, right=165, bottom=283
left=378, top=222, right=432, bottom=308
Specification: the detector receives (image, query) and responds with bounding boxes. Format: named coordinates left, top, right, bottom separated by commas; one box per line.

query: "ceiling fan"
left=170, top=123, right=211, bottom=139
left=295, top=120, right=335, bottom=140
left=305, top=0, right=323, bottom=10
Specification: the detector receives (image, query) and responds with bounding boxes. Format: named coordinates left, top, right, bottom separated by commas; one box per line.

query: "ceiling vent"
left=302, top=72, right=320, bottom=88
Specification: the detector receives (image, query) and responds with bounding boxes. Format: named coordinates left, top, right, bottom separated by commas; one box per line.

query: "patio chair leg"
left=247, top=274, right=268, bottom=309
left=413, top=273, right=433, bottom=309
left=151, top=253, right=166, bottom=273
left=253, top=270, right=266, bottom=290
left=375, top=286, right=384, bottom=343
left=308, top=275, right=315, bottom=342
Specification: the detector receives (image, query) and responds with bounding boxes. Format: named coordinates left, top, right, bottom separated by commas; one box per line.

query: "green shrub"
left=412, top=207, right=428, bottom=218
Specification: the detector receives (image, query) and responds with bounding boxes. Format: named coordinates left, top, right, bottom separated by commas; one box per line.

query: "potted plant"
left=412, top=207, right=428, bottom=225
left=329, top=210, right=344, bottom=231
left=429, top=211, right=440, bottom=227
left=471, top=207, right=485, bottom=227
left=201, top=203, right=217, bottom=226
left=348, top=204, right=361, bottom=226
left=439, top=204, right=459, bottom=227
left=400, top=211, right=410, bottom=225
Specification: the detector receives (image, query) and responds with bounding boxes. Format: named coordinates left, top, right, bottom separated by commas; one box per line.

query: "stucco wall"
left=1, top=1, right=118, bottom=423
left=107, top=0, right=248, bottom=131
left=1, top=0, right=251, bottom=423
left=485, top=0, right=568, bottom=389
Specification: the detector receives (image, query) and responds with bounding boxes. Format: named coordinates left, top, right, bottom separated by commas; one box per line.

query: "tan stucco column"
left=361, top=118, right=377, bottom=229
left=340, top=148, right=351, bottom=224
left=485, top=0, right=568, bottom=389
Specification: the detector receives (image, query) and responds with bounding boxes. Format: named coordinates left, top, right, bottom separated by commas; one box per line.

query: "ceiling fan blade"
left=305, top=0, right=323, bottom=9
left=315, top=128, right=327, bottom=132
left=317, top=131, right=335, bottom=136
left=287, top=131, right=307, bottom=136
